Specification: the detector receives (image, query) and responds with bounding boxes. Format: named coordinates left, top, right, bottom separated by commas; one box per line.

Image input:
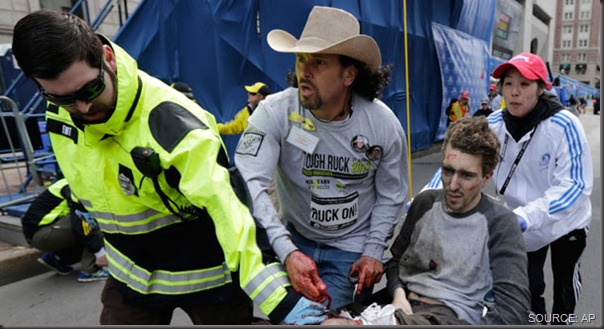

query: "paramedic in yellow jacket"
left=218, top=82, right=271, bottom=135
left=12, top=10, right=326, bottom=325
left=448, top=90, right=470, bottom=125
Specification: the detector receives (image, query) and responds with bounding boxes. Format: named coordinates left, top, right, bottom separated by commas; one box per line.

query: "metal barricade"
left=0, top=96, right=46, bottom=211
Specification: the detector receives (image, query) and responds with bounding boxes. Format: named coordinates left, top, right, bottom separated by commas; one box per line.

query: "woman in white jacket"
left=488, top=52, right=592, bottom=325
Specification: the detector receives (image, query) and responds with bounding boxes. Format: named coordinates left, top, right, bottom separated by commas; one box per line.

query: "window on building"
left=561, top=54, right=571, bottom=62
left=579, top=10, right=591, bottom=19
left=565, top=0, right=575, bottom=5
left=577, top=53, right=587, bottom=62
left=581, top=0, right=591, bottom=4
left=563, top=25, right=573, bottom=35
left=579, top=24, right=589, bottom=33
left=563, top=12, right=574, bottom=20
left=578, top=39, right=588, bottom=47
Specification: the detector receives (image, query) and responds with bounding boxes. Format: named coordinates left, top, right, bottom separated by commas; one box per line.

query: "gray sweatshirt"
left=386, top=190, right=531, bottom=324
left=235, top=87, right=408, bottom=263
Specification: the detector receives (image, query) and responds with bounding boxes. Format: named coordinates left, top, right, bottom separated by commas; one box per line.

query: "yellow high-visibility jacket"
left=448, top=101, right=469, bottom=123
left=20, top=178, right=70, bottom=241
left=44, top=36, right=297, bottom=322
left=217, top=105, right=251, bottom=135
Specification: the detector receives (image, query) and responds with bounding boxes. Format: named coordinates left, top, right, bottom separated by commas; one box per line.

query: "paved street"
left=0, top=112, right=600, bottom=326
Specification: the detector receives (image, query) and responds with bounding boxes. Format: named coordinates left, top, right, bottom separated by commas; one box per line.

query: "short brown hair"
left=12, top=10, right=103, bottom=79
left=441, top=116, right=500, bottom=175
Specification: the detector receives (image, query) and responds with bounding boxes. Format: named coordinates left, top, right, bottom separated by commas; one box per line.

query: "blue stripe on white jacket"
left=488, top=108, right=592, bottom=252
left=421, top=106, right=592, bottom=252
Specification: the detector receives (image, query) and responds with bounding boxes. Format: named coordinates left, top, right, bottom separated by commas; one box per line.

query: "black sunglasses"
left=37, top=60, right=106, bottom=107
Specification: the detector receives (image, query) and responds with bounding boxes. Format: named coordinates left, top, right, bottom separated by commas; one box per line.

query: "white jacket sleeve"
left=513, top=114, right=592, bottom=251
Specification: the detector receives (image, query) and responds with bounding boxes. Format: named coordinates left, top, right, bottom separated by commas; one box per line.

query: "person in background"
left=218, top=82, right=271, bottom=135
left=170, top=81, right=197, bottom=102
left=447, top=90, right=470, bottom=125
left=490, top=52, right=592, bottom=325
left=473, top=97, right=493, bottom=117
left=21, top=178, right=108, bottom=282
left=488, top=84, right=503, bottom=111
left=567, top=94, right=578, bottom=112
left=421, top=52, right=593, bottom=325
left=322, top=117, right=530, bottom=325
left=12, top=9, right=326, bottom=325
left=578, top=96, right=587, bottom=114
left=444, top=97, right=458, bottom=128
left=235, top=6, right=408, bottom=312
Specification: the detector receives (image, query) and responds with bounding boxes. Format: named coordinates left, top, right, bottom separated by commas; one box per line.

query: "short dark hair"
left=286, top=55, right=391, bottom=101
left=257, top=85, right=271, bottom=97
left=12, top=10, right=103, bottom=79
left=441, top=116, right=500, bottom=175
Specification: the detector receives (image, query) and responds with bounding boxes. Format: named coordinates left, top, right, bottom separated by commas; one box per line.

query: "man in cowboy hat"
left=12, top=9, right=327, bottom=325
left=235, top=6, right=408, bottom=311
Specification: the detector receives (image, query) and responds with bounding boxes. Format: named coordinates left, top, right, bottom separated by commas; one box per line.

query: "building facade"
left=0, top=0, right=140, bottom=44
left=553, top=0, right=601, bottom=87
left=492, top=0, right=556, bottom=64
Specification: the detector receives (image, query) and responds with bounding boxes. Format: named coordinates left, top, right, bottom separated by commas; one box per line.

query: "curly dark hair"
left=12, top=10, right=103, bottom=79
left=286, top=55, right=391, bottom=101
left=441, top=116, right=500, bottom=175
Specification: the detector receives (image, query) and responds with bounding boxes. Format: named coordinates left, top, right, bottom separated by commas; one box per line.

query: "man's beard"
left=298, top=79, right=323, bottom=110
left=72, top=105, right=115, bottom=124
left=74, top=65, right=118, bottom=124
left=299, top=93, right=322, bottom=110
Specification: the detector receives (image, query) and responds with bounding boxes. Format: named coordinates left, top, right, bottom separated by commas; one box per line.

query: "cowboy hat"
left=267, top=6, right=381, bottom=71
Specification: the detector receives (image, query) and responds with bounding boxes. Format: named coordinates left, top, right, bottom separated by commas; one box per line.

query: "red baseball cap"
left=492, top=52, right=552, bottom=90
left=489, top=84, right=497, bottom=92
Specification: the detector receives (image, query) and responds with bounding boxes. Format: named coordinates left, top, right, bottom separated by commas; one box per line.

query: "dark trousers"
left=100, top=277, right=253, bottom=325
left=394, top=304, right=469, bottom=325
left=528, top=228, right=586, bottom=325
left=30, top=215, right=99, bottom=273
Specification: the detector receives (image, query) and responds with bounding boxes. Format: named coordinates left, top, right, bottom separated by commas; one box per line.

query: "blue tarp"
left=113, top=0, right=497, bottom=158
left=557, top=75, right=599, bottom=101
left=432, top=23, right=491, bottom=141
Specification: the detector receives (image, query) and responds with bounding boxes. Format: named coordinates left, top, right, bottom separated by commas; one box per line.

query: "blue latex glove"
left=282, top=296, right=328, bottom=325
left=517, top=215, right=527, bottom=232
left=405, top=198, right=413, bottom=213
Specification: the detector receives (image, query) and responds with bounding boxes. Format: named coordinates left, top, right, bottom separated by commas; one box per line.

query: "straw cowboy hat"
left=267, top=6, right=382, bottom=72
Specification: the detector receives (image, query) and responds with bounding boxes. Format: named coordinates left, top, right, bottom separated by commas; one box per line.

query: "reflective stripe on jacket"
left=449, top=101, right=469, bottom=122
left=44, top=36, right=294, bottom=319
left=38, top=178, right=70, bottom=226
